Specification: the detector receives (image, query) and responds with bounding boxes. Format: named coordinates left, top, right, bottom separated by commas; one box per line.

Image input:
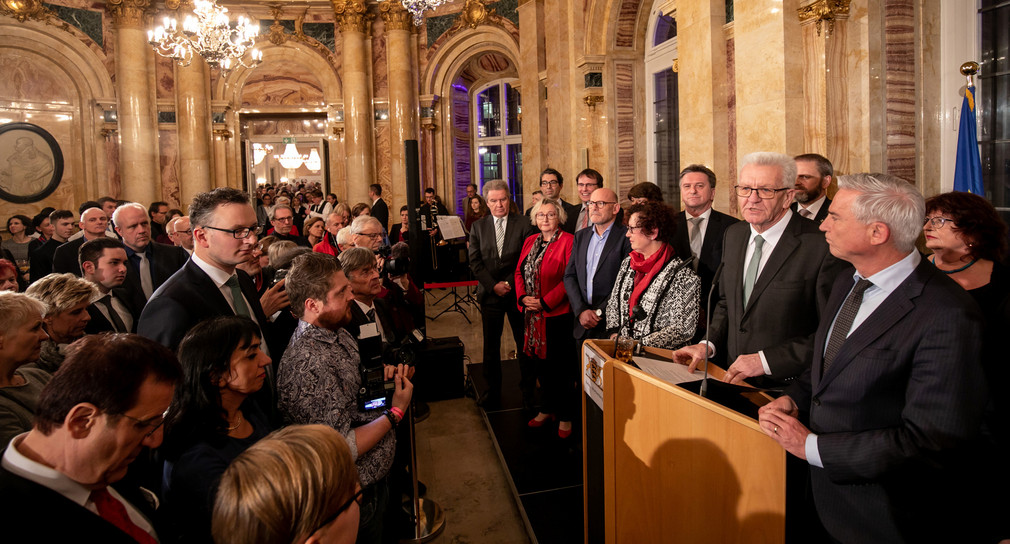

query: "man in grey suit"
left=758, top=173, right=986, bottom=542
left=563, top=187, right=631, bottom=341
left=469, top=179, right=537, bottom=408
left=677, top=152, right=845, bottom=386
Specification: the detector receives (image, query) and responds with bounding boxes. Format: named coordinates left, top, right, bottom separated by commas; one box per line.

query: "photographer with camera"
left=278, top=252, right=413, bottom=544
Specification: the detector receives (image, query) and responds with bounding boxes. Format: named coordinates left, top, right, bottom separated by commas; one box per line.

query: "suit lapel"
left=814, top=262, right=926, bottom=394
left=724, top=225, right=748, bottom=318
left=744, top=216, right=801, bottom=315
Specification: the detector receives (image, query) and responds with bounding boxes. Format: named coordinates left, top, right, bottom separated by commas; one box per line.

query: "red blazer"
left=313, top=235, right=339, bottom=257
left=515, top=231, right=574, bottom=317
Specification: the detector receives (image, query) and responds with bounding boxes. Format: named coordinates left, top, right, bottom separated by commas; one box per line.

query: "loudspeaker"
left=412, top=336, right=465, bottom=402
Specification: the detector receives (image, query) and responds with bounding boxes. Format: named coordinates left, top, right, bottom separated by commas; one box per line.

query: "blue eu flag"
left=954, top=86, right=984, bottom=195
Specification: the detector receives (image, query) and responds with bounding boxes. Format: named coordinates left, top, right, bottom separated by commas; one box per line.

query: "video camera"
left=375, top=245, right=410, bottom=277
left=356, top=328, right=425, bottom=411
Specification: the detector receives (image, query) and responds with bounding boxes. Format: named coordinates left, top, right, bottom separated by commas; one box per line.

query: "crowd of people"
left=1, top=151, right=1008, bottom=542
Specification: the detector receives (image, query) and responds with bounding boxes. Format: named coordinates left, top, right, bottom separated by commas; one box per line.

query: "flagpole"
left=960, top=61, right=979, bottom=87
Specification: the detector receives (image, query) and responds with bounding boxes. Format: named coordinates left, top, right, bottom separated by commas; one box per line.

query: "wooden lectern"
left=583, top=340, right=786, bottom=544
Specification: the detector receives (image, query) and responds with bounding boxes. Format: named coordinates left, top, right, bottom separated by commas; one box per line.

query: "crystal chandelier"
left=252, top=143, right=273, bottom=166
left=275, top=143, right=307, bottom=170
left=148, top=0, right=263, bottom=70
left=401, top=0, right=447, bottom=25
left=304, top=148, right=322, bottom=172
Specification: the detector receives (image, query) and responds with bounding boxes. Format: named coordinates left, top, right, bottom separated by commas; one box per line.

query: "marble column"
left=175, top=56, right=213, bottom=207
left=333, top=0, right=375, bottom=206
left=517, top=0, right=547, bottom=197
left=543, top=0, right=575, bottom=199
left=380, top=1, right=416, bottom=219
left=733, top=0, right=804, bottom=162
left=799, top=0, right=851, bottom=181
left=108, top=0, right=159, bottom=204
left=677, top=0, right=730, bottom=210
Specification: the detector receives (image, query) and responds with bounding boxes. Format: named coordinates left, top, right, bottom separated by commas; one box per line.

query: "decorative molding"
left=100, top=127, right=119, bottom=139
left=797, top=0, right=850, bottom=37
left=444, top=0, right=508, bottom=38
left=583, top=95, right=603, bottom=109
left=672, top=57, right=678, bottom=73
left=107, top=0, right=152, bottom=28
left=331, top=0, right=372, bottom=33
left=212, top=128, right=233, bottom=139
left=1, top=0, right=69, bottom=31
left=266, top=3, right=288, bottom=44
left=576, top=55, right=606, bottom=73
left=379, top=1, right=412, bottom=31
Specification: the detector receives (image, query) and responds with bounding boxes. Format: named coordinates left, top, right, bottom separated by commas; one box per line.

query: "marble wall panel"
left=159, top=129, right=180, bottom=207
left=726, top=35, right=737, bottom=215
left=372, top=20, right=388, bottom=99
left=613, top=0, right=642, bottom=48
left=0, top=110, right=78, bottom=220
left=374, top=123, right=391, bottom=207
left=156, top=55, right=175, bottom=99
left=240, top=61, right=326, bottom=107
left=883, top=0, right=915, bottom=184
left=614, top=62, right=635, bottom=199
left=0, top=56, right=72, bottom=102
left=106, top=134, right=120, bottom=197
left=846, top=0, right=872, bottom=174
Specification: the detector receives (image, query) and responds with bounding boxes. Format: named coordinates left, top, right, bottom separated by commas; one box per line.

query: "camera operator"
left=278, top=253, right=413, bottom=544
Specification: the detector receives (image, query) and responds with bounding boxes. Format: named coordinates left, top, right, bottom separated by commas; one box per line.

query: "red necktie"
left=91, top=488, right=157, bottom=544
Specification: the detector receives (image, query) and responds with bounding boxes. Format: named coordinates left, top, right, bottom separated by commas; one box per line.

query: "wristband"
left=383, top=409, right=398, bottom=427
left=390, top=407, right=405, bottom=422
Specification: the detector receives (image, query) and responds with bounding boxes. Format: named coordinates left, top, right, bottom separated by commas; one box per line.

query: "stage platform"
left=467, top=360, right=585, bottom=544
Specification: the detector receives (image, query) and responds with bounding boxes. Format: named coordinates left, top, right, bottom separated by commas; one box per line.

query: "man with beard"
left=791, top=153, right=833, bottom=224
left=278, top=252, right=413, bottom=544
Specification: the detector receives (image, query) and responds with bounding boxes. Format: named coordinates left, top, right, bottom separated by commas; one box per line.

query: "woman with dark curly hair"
left=606, top=200, right=700, bottom=349
left=924, top=191, right=1010, bottom=542
left=464, top=195, right=490, bottom=231
left=159, top=315, right=274, bottom=543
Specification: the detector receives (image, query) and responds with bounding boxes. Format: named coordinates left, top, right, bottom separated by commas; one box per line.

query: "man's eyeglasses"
left=588, top=201, right=617, bottom=208
left=924, top=216, right=955, bottom=229
left=357, top=232, right=383, bottom=239
left=315, top=487, right=365, bottom=532
left=734, top=186, right=789, bottom=199
left=272, top=216, right=294, bottom=223
left=121, top=407, right=170, bottom=438
left=202, top=225, right=262, bottom=239
left=540, top=180, right=559, bottom=187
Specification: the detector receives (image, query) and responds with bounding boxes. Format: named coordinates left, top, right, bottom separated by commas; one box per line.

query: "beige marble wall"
left=240, top=61, right=326, bottom=107
left=517, top=0, right=547, bottom=197
left=917, top=0, right=942, bottom=196
left=845, top=0, right=873, bottom=174
left=158, top=128, right=180, bottom=207
left=733, top=0, right=804, bottom=163
left=883, top=0, right=915, bottom=184
left=677, top=0, right=730, bottom=212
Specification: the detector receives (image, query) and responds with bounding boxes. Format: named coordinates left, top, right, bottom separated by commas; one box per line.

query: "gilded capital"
left=331, top=0, right=372, bottom=33
left=0, top=0, right=52, bottom=23
left=797, top=0, right=850, bottom=37
left=107, top=0, right=152, bottom=28
left=379, top=1, right=412, bottom=32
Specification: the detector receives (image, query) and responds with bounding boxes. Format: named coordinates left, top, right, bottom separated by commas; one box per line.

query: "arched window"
left=473, top=79, right=523, bottom=208
left=645, top=7, right=679, bottom=205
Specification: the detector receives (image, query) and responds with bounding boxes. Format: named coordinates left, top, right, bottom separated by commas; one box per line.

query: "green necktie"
left=226, top=275, right=251, bottom=317
left=743, top=235, right=764, bottom=306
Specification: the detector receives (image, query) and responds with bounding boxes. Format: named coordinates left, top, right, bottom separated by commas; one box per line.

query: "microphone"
left=630, top=305, right=646, bottom=354
left=700, top=261, right=724, bottom=398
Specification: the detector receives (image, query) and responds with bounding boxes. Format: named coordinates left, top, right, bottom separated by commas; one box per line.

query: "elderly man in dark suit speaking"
left=469, top=179, right=537, bottom=408
left=677, top=152, right=845, bottom=387
left=758, top=173, right=986, bottom=542
left=563, top=187, right=631, bottom=341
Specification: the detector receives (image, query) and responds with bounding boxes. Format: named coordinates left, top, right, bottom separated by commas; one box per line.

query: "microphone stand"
left=700, top=261, right=724, bottom=399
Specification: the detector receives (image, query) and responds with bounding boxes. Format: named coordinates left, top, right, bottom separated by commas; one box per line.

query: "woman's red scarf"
left=627, top=243, right=673, bottom=319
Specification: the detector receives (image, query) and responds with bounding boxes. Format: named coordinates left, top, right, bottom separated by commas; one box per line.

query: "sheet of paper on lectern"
left=633, top=355, right=704, bottom=385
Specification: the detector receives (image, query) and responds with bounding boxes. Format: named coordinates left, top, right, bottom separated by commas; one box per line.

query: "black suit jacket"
left=371, top=198, right=390, bottom=232
left=468, top=213, right=537, bottom=306
left=673, top=208, right=739, bottom=301
left=138, top=260, right=270, bottom=352
left=51, top=236, right=89, bottom=276
left=563, top=222, right=632, bottom=339
left=85, top=291, right=141, bottom=334
left=787, top=258, right=986, bottom=542
left=29, top=238, right=64, bottom=283
left=790, top=197, right=831, bottom=224
left=708, top=212, right=846, bottom=382
left=0, top=461, right=157, bottom=543
left=121, top=242, right=189, bottom=310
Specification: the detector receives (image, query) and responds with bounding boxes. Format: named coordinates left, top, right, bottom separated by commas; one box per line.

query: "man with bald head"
left=52, top=207, right=109, bottom=276
left=166, top=216, right=193, bottom=254
left=563, top=187, right=632, bottom=341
